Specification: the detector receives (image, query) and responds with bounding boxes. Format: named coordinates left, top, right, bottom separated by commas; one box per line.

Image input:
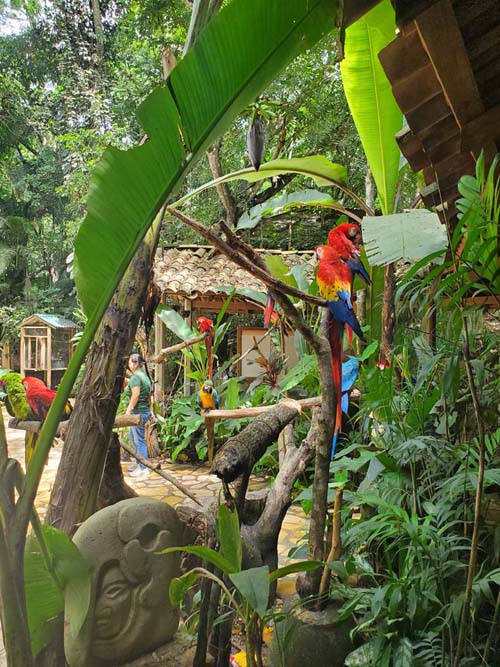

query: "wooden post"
left=183, top=298, right=192, bottom=397
left=46, top=326, right=52, bottom=388
left=154, top=297, right=166, bottom=398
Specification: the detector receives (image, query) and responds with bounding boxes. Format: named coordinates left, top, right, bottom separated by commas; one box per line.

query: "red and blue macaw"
left=328, top=222, right=370, bottom=348
left=328, top=223, right=370, bottom=284
left=22, top=376, right=73, bottom=422
left=196, top=316, right=215, bottom=380
left=316, top=244, right=366, bottom=457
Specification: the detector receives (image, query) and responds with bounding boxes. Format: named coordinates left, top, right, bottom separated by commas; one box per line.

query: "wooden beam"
left=378, top=26, right=428, bottom=84
left=396, top=127, right=429, bottom=171
left=405, top=93, right=451, bottom=134
left=414, top=0, right=497, bottom=164
left=342, top=0, right=382, bottom=27
left=392, top=0, right=440, bottom=28
left=461, top=104, right=500, bottom=154
left=391, top=62, right=442, bottom=114
left=9, top=414, right=141, bottom=435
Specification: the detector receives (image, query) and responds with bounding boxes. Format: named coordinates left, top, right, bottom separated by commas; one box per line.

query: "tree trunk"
left=207, top=139, right=238, bottom=227
left=45, top=227, right=158, bottom=533
left=379, top=263, right=395, bottom=367
left=96, top=433, right=137, bottom=510
left=90, top=0, right=105, bottom=61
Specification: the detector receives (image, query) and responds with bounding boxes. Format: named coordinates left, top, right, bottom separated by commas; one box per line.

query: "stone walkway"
left=0, top=412, right=309, bottom=665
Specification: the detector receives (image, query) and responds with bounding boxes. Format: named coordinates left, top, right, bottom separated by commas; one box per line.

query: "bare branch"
left=149, top=333, right=206, bottom=362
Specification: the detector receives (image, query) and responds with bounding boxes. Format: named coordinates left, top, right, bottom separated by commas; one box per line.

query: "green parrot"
left=0, top=372, right=38, bottom=466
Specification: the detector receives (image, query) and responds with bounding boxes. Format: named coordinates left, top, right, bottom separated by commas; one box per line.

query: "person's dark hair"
left=129, top=353, right=153, bottom=390
left=129, top=353, right=144, bottom=366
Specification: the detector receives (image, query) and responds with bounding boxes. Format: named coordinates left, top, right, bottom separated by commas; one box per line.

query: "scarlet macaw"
left=0, top=372, right=38, bottom=465
left=196, top=316, right=215, bottom=380
left=316, top=244, right=365, bottom=457
left=22, top=376, right=73, bottom=422
left=328, top=222, right=370, bottom=347
left=328, top=222, right=371, bottom=287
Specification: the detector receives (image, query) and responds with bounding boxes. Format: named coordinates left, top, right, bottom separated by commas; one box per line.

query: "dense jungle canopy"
left=0, top=0, right=417, bottom=343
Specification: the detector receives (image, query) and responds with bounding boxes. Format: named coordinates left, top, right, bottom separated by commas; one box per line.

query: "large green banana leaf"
left=340, top=0, right=402, bottom=215
left=340, top=0, right=402, bottom=346
left=172, top=155, right=349, bottom=208
left=16, top=0, right=338, bottom=567
left=74, top=0, right=337, bottom=318
left=362, top=211, right=448, bottom=266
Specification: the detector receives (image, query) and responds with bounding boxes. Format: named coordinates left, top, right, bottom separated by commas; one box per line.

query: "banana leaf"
left=74, top=0, right=338, bottom=318
left=237, top=188, right=337, bottom=230
left=340, top=0, right=402, bottom=215
left=362, top=210, right=448, bottom=266
left=340, top=0, right=402, bottom=346
left=16, top=0, right=338, bottom=569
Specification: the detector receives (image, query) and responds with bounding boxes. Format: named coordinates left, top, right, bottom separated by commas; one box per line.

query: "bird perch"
left=9, top=414, right=141, bottom=436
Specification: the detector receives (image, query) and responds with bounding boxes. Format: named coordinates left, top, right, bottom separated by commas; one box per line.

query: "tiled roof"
left=153, top=246, right=316, bottom=299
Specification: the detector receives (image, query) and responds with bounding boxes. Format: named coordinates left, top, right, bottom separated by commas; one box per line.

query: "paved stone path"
left=1, top=410, right=309, bottom=666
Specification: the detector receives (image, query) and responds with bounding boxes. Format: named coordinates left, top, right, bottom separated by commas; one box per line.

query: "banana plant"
left=161, top=502, right=323, bottom=667
left=340, top=0, right=403, bottom=351
left=0, top=2, right=338, bottom=664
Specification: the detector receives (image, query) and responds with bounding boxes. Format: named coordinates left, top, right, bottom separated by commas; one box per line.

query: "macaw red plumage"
left=316, top=244, right=366, bottom=456
left=263, top=292, right=280, bottom=328
left=328, top=222, right=370, bottom=347
left=196, top=316, right=215, bottom=380
left=22, top=376, right=72, bottom=422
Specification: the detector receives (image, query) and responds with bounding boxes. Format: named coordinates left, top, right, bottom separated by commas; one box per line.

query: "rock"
left=118, top=635, right=197, bottom=666
left=65, top=498, right=184, bottom=667
left=270, top=601, right=355, bottom=667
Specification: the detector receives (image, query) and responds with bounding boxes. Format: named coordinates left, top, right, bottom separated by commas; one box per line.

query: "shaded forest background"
left=0, top=0, right=416, bottom=347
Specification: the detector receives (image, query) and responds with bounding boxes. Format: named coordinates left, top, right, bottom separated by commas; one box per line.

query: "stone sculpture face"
left=65, top=498, right=183, bottom=667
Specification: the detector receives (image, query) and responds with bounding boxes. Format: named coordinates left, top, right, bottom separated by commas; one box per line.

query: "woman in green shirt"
left=124, top=353, right=152, bottom=477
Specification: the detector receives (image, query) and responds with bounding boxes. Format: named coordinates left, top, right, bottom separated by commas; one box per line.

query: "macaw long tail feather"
left=345, top=324, right=353, bottom=350
left=263, top=292, right=275, bottom=329
left=330, top=320, right=344, bottom=460
left=205, top=333, right=213, bottom=380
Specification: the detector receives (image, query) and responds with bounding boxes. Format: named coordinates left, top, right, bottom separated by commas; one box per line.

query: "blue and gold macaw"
left=197, top=379, right=219, bottom=464
left=197, top=380, right=219, bottom=412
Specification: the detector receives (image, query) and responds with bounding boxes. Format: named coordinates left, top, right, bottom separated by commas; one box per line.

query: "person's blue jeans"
left=129, top=411, right=150, bottom=470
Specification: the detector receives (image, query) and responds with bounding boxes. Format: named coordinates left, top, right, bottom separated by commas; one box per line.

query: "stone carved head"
left=65, top=498, right=183, bottom=667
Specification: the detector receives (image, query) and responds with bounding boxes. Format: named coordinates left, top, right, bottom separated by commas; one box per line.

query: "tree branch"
left=165, top=208, right=326, bottom=310
left=149, top=333, right=206, bottom=362
left=207, top=138, right=238, bottom=226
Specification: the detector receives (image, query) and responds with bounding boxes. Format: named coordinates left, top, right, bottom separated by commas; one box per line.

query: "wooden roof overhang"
left=344, top=0, right=500, bottom=228
left=383, top=0, right=500, bottom=225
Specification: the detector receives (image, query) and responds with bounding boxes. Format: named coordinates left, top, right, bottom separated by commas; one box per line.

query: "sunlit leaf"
left=74, top=0, right=338, bottom=316
left=362, top=211, right=448, bottom=266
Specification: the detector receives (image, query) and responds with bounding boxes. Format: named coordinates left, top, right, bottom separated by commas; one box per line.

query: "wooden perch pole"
left=211, top=399, right=301, bottom=483
left=9, top=414, right=142, bottom=436
left=149, top=333, right=206, bottom=362
left=204, top=396, right=322, bottom=419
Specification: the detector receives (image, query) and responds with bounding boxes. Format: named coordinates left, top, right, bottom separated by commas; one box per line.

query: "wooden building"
left=152, top=245, right=316, bottom=394
left=20, top=313, right=78, bottom=388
